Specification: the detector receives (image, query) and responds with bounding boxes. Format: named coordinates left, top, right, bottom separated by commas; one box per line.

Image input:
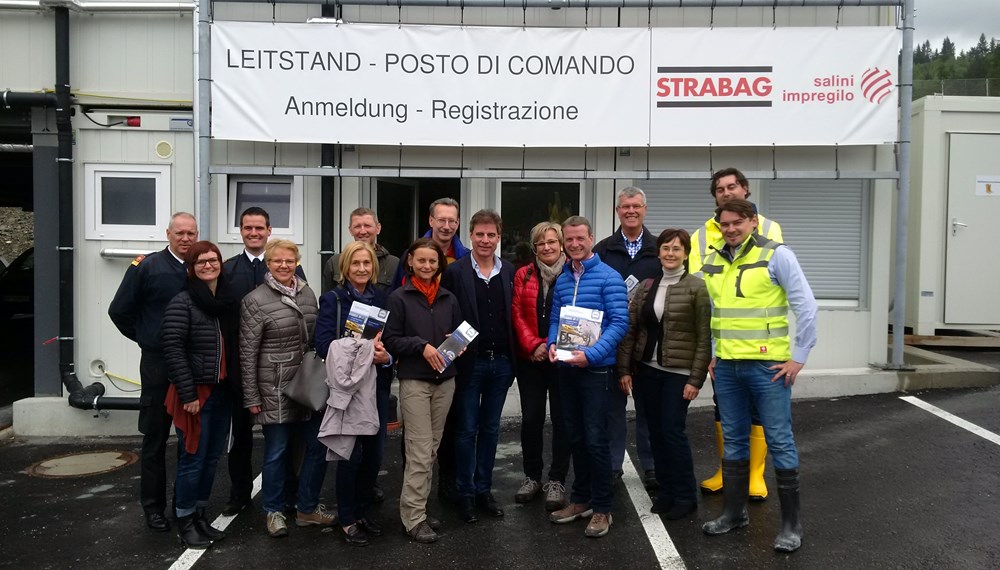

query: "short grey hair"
left=429, top=197, right=460, bottom=217
left=168, top=212, right=197, bottom=230
left=616, top=186, right=646, bottom=206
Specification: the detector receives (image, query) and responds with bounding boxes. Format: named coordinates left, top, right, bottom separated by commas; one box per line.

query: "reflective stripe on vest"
left=702, top=234, right=790, bottom=361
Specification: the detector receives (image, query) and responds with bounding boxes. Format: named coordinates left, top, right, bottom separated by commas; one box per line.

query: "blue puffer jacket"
left=547, top=253, right=629, bottom=368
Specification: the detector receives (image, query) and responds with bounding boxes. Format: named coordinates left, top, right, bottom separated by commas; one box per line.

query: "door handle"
left=951, top=218, right=968, bottom=236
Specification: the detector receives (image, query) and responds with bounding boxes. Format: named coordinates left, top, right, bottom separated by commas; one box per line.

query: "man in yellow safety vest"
left=699, top=199, right=817, bottom=553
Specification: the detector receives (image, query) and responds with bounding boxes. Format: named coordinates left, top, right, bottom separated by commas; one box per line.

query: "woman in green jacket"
left=617, top=228, right=712, bottom=520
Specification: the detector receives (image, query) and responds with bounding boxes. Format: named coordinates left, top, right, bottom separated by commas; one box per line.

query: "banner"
left=211, top=22, right=898, bottom=147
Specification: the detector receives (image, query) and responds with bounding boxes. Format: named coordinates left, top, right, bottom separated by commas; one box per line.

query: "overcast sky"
left=915, top=0, right=1000, bottom=53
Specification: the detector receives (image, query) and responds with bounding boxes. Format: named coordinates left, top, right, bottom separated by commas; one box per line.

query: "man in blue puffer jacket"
left=545, top=216, right=629, bottom=539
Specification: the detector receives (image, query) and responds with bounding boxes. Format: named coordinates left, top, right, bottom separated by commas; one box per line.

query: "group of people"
left=108, top=166, right=816, bottom=554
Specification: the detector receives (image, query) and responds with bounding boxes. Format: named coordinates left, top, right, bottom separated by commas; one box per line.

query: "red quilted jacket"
left=512, top=263, right=549, bottom=360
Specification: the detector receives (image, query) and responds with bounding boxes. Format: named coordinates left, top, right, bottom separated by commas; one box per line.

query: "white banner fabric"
left=211, top=22, right=898, bottom=147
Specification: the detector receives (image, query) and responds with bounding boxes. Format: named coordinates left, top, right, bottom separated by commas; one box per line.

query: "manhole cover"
left=26, top=451, right=138, bottom=478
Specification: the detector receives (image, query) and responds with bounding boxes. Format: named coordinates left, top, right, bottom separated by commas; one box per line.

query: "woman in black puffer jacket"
left=161, top=240, right=238, bottom=550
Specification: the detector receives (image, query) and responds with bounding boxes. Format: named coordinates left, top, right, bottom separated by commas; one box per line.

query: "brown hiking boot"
left=549, top=502, right=593, bottom=524
left=584, top=513, right=612, bottom=538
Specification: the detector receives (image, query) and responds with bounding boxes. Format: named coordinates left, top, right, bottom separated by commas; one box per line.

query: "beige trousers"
left=398, top=377, right=456, bottom=532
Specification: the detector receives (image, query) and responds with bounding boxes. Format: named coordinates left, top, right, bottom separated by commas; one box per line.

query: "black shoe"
left=145, top=512, right=171, bottom=532
left=475, top=493, right=504, bottom=517
left=357, top=517, right=384, bottom=537
left=426, top=515, right=442, bottom=531
left=195, top=508, right=226, bottom=542
left=177, top=514, right=212, bottom=549
left=650, top=497, right=674, bottom=514
left=342, top=524, right=370, bottom=547
left=371, top=485, right=385, bottom=504
left=458, top=498, right=479, bottom=523
left=643, top=469, right=659, bottom=490
left=663, top=502, right=697, bottom=520
left=612, top=469, right=624, bottom=480
left=222, top=498, right=250, bottom=517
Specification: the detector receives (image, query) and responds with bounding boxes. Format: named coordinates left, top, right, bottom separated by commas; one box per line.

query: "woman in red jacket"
left=511, top=221, right=570, bottom=511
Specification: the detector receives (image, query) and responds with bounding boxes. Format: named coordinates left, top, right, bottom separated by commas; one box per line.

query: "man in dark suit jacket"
left=220, top=206, right=305, bottom=515
left=441, top=209, right=517, bottom=523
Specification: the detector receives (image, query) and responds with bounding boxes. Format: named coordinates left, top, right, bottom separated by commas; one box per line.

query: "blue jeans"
left=337, top=381, right=390, bottom=525
left=175, top=383, right=233, bottom=518
left=454, top=355, right=513, bottom=499
left=713, top=359, right=798, bottom=470
left=609, top=382, right=654, bottom=472
left=558, top=366, right=614, bottom=514
left=261, top=413, right=329, bottom=514
left=634, top=365, right=696, bottom=505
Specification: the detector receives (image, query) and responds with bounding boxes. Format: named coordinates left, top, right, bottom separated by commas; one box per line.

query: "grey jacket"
left=239, top=278, right=319, bottom=425
left=318, top=337, right=379, bottom=461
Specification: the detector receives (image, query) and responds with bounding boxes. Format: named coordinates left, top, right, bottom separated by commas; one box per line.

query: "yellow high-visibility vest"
left=701, top=234, right=790, bottom=361
left=689, top=214, right=781, bottom=277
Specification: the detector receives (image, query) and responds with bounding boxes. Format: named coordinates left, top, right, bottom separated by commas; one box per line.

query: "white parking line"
left=621, top=456, right=687, bottom=570
left=900, top=396, right=1000, bottom=445
left=168, top=473, right=263, bottom=570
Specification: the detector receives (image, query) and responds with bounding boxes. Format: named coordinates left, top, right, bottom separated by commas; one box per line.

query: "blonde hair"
left=264, top=239, right=300, bottom=263
left=338, top=241, right=379, bottom=286
left=529, top=221, right=563, bottom=248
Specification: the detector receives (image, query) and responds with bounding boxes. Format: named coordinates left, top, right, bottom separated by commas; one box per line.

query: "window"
left=763, top=179, right=868, bottom=303
left=216, top=175, right=304, bottom=245
left=499, top=181, right=580, bottom=266
left=84, top=164, right=171, bottom=241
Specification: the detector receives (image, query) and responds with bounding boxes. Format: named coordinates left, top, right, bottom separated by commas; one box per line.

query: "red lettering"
left=656, top=77, right=671, bottom=96
left=733, top=78, right=752, bottom=96
left=753, top=77, right=772, bottom=96
left=718, top=77, right=733, bottom=97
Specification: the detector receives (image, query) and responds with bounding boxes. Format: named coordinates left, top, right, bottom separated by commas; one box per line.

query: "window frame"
left=83, top=163, right=171, bottom=241
left=216, top=174, right=304, bottom=245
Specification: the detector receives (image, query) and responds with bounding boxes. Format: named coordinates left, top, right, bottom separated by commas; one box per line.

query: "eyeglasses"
left=533, top=239, right=561, bottom=249
left=616, top=204, right=646, bottom=211
left=269, top=259, right=297, bottom=267
left=194, top=258, right=220, bottom=268
left=433, top=217, right=460, bottom=227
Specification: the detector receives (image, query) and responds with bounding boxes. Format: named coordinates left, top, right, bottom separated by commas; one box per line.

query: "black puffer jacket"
left=161, top=286, right=233, bottom=404
left=382, top=281, right=462, bottom=383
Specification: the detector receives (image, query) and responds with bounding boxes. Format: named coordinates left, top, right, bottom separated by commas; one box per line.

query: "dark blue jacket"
left=593, top=225, right=661, bottom=291
left=547, top=253, right=629, bottom=368
left=390, top=231, right=470, bottom=290
left=440, top=255, right=517, bottom=380
left=108, top=248, right=187, bottom=354
left=315, top=284, right=393, bottom=387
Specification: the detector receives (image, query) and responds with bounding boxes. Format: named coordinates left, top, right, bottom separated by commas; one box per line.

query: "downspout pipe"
left=49, top=6, right=140, bottom=411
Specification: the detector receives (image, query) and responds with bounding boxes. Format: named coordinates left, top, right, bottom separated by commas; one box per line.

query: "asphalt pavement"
left=2, top=382, right=1000, bottom=570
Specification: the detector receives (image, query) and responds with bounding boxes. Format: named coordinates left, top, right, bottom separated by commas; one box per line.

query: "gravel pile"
left=0, top=207, right=34, bottom=267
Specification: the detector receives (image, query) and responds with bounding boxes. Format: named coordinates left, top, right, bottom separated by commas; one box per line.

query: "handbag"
left=282, top=298, right=339, bottom=412
left=283, top=349, right=328, bottom=412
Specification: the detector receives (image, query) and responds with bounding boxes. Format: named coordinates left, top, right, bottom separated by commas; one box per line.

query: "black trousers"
left=227, top=383, right=255, bottom=503
left=138, top=351, right=173, bottom=515
left=517, top=360, right=570, bottom=483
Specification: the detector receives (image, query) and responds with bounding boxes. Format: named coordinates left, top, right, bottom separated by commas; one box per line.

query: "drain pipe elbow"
left=63, top=371, right=105, bottom=410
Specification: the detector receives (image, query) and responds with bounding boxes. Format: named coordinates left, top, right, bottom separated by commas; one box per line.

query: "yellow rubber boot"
left=699, top=422, right=725, bottom=493
left=749, top=424, right=769, bottom=501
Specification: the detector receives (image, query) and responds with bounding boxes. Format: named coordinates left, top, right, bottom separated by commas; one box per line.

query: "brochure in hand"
left=343, top=301, right=391, bottom=340
left=436, top=321, right=479, bottom=372
left=555, top=306, right=604, bottom=361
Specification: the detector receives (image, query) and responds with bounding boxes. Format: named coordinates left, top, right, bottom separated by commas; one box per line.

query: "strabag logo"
left=655, top=66, right=773, bottom=108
